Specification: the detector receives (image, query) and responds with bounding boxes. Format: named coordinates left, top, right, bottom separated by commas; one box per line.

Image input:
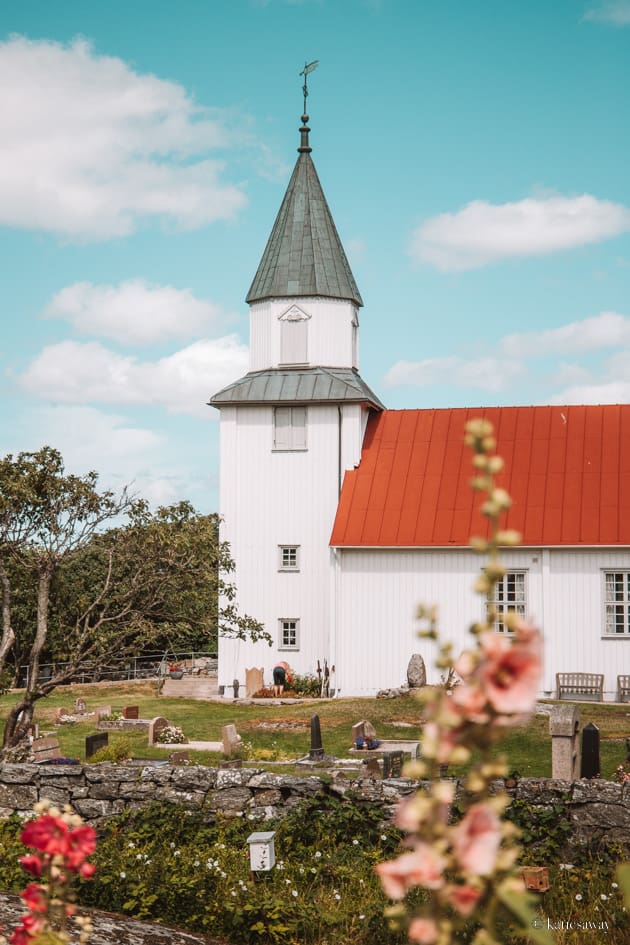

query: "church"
left=211, top=106, right=630, bottom=701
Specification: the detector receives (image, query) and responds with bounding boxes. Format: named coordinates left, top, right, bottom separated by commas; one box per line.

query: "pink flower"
left=20, top=883, right=47, bottom=914
left=452, top=803, right=501, bottom=876
left=79, top=861, right=97, bottom=879
left=9, top=913, right=45, bottom=944
left=408, top=917, right=439, bottom=944
left=18, top=855, right=43, bottom=878
left=21, top=815, right=70, bottom=857
left=65, top=824, right=97, bottom=869
left=451, top=683, right=490, bottom=723
left=376, top=844, right=446, bottom=899
left=445, top=883, right=482, bottom=916
left=477, top=623, right=541, bottom=715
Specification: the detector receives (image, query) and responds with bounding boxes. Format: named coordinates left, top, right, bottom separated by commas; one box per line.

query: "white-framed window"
left=278, top=546, right=300, bottom=571
left=604, top=571, right=630, bottom=636
left=487, top=571, right=527, bottom=633
left=279, top=618, right=299, bottom=650
left=273, top=406, right=307, bottom=450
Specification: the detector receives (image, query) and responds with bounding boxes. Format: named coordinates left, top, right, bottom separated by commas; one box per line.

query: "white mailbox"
left=247, top=831, right=276, bottom=871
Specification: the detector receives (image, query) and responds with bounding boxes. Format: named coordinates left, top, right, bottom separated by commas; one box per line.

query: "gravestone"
left=85, top=732, right=108, bottom=760
left=222, top=723, right=242, bottom=756
left=148, top=717, right=170, bottom=746
left=74, top=698, right=87, bottom=715
left=55, top=707, right=71, bottom=723
left=233, top=679, right=240, bottom=698
left=245, top=667, right=264, bottom=697
left=220, top=759, right=243, bottom=769
left=352, top=719, right=378, bottom=748
left=382, top=750, right=404, bottom=779
left=407, top=654, right=426, bottom=689
left=550, top=704, right=582, bottom=780
left=364, top=757, right=381, bottom=779
left=581, top=722, right=600, bottom=779
left=122, top=706, right=139, bottom=720
left=32, top=737, right=62, bottom=762
left=309, top=715, right=324, bottom=761
left=96, top=706, right=112, bottom=720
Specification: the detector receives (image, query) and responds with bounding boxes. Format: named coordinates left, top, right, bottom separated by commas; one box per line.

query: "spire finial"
left=298, top=60, right=318, bottom=153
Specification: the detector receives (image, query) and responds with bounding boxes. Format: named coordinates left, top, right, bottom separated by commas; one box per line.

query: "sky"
left=1, top=0, right=630, bottom=512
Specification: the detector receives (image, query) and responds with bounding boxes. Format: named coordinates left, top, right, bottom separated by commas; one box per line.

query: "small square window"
left=279, top=619, right=299, bottom=650
left=279, top=546, right=299, bottom=570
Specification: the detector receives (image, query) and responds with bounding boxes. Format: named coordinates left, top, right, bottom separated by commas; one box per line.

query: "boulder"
left=406, top=654, right=426, bottom=689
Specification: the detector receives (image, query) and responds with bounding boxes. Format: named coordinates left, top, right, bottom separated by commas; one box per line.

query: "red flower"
left=79, top=861, right=96, bottom=879
left=18, top=855, right=43, bottom=878
left=21, top=815, right=70, bottom=857
left=20, top=883, right=48, bottom=914
left=9, top=913, right=45, bottom=944
left=65, top=824, right=97, bottom=869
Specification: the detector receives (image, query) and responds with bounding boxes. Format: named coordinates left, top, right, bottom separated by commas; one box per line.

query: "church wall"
left=334, top=547, right=630, bottom=699
left=249, top=298, right=359, bottom=371
left=218, top=404, right=343, bottom=691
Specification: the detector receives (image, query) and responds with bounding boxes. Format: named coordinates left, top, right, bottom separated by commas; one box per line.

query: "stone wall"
left=0, top=764, right=628, bottom=853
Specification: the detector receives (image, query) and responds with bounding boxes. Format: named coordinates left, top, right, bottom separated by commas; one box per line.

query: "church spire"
left=245, top=65, right=363, bottom=308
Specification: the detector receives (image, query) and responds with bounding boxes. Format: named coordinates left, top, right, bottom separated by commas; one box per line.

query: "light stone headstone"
left=74, top=698, right=87, bottom=715
left=550, top=704, right=582, bottom=780
left=96, top=706, right=112, bottom=720
left=245, top=667, right=264, bottom=697
left=407, top=654, right=426, bottom=689
left=55, top=707, right=71, bottom=723
left=148, top=717, right=170, bottom=746
left=222, top=723, right=242, bottom=757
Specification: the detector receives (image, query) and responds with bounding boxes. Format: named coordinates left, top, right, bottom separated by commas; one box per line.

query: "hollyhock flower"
left=20, top=883, right=48, bottom=914
left=21, top=815, right=69, bottom=857
left=446, top=883, right=482, bottom=916
left=9, top=913, right=45, bottom=944
left=477, top=625, right=541, bottom=715
left=451, top=682, right=490, bottom=723
left=18, top=855, right=43, bottom=878
left=79, top=861, right=97, bottom=879
left=408, top=916, right=439, bottom=944
left=65, top=824, right=97, bottom=869
left=452, top=803, right=501, bottom=876
left=376, top=844, right=446, bottom=899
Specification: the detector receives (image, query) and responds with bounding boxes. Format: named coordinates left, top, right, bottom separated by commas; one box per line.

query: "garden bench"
left=618, top=675, right=630, bottom=702
left=556, top=672, right=604, bottom=702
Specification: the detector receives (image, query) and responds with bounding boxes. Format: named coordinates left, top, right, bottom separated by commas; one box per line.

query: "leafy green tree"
left=0, top=447, right=268, bottom=751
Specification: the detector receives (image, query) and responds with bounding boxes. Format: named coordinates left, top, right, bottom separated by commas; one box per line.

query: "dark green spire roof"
left=246, top=115, right=363, bottom=307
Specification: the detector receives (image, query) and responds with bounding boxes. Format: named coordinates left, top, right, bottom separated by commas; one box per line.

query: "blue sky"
left=1, top=0, right=629, bottom=511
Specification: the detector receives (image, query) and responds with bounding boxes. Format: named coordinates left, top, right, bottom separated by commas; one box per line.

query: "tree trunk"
left=2, top=696, right=36, bottom=749
left=0, top=561, right=15, bottom=675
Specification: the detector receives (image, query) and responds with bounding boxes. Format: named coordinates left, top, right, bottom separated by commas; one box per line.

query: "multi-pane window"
left=279, top=546, right=299, bottom=570
left=279, top=619, right=299, bottom=650
left=273, top=407, right=307, bottom=450
left=487, top=571, right=526, bottom=633
left=604, top=572, right=630, bottom=635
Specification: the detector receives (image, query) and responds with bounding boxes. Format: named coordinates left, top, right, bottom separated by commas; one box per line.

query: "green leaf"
left=496, top=882, right=554, bottom=945
left=617, top=863, right=630, bottom=908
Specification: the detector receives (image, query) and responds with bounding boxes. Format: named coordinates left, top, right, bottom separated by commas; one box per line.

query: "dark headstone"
left=122, top=706, right=139, bottom=720
left=407, top=654, right=426, bottom=689
left=581, top=722, right=600, bottom=779
left=309, top=715, right=324, bottom=760
left=382, top=750, right=404, bottom=779
left=232, top=679, right=240, bottom=698
left=85, top=732, right=108, bottom=760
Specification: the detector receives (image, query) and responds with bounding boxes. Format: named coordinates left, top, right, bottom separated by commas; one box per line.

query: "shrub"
left=88, top=737, right=133, bottom=763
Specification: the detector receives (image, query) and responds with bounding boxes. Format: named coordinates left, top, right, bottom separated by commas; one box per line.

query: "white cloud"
left=549, top=380, right=630, bottom=404
left=44, top=280, right=232, bottom=345
left=411, top=195, right=630, bottom=271
left=0, top=36, right=247, bottom=239
left=501, top=311, right=630, bottom=357
left=584, top=1, right=630, bottom=25
left=19, top=336, right=249, bottom=417
left=384, top=355, right=524, bottom=391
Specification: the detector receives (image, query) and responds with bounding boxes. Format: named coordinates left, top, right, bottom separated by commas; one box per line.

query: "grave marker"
left=245, top=667, right=264, bottom=697
left=222, top=723, right=242, bottom=756
left=382, top=750, right=404, bottom=779
left=96, top=706, right=112, bottom=720
left=309, top=715, right=324, bottom=761
left=122, top=706, right=139, bottom=720
left=550, top=704, right=582, bottom=780
left=85, top=732, right=109, bottom=760
left=148, top=717, right=170, bottom=746
left=74, top=698, right=87, bottom=715
left=581, top=722, right=600, bottom=779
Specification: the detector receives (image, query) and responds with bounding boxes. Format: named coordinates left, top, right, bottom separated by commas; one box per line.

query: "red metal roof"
left=330, top=405, right=630, bottom=547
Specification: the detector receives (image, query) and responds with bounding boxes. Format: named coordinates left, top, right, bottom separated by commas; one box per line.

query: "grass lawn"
left=1, top=682, right=629, bottom=778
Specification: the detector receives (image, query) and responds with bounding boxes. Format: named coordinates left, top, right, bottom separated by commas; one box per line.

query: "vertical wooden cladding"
left=249, top=298, right=358, bottom=371
left=218, top=404, right=343, bottom=689
left=334, top=547, right=630, bottom=698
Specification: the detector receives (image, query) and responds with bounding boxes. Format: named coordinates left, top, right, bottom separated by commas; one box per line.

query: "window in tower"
left=273, top=406, right=307, bottom=450
left=279, top=305, right=310, bottom=365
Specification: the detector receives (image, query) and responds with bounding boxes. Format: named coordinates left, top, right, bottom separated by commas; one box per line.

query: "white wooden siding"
left=333, top=548, right=630, bottom=699
left=249, top=297, right=359, bottom=371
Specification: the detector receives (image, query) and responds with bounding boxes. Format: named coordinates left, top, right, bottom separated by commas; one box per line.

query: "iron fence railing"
left=18, top=651, right=218, bottom=689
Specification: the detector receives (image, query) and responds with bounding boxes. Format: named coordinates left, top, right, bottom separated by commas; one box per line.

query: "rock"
left=407, top=654, right=426, bottom=689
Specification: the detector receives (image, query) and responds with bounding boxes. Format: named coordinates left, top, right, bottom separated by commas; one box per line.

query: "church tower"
left=211, top=96, right=383, bottom=694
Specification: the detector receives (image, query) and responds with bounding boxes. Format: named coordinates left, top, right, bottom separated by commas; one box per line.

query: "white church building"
left=211, top=109, right=630, bottom=701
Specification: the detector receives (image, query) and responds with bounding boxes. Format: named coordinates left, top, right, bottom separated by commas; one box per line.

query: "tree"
left=0, top=447, right=268, bottom=751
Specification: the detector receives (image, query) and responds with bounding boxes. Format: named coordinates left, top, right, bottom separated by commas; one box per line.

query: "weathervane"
left=299, top=60, right=319, bottom=114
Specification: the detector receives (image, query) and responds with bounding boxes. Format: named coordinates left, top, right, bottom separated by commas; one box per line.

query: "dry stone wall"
left=0, top=764, right=629, bottom=853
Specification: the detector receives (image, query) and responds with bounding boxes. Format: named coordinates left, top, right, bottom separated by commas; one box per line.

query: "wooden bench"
left=618, top=675, right=630, bottom=703
left=556, top=673, right=604, bottom=702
